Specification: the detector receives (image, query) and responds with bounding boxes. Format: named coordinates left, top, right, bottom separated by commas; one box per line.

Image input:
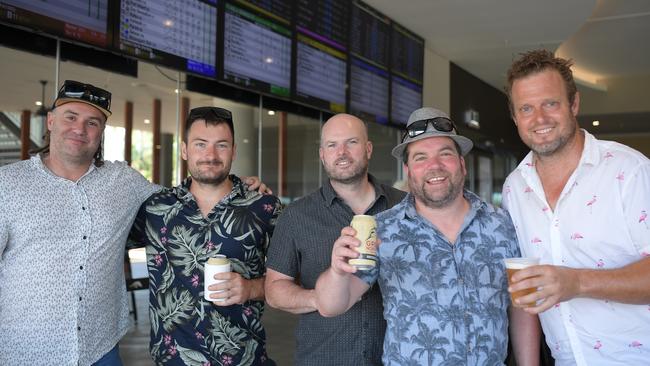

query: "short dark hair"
left=506, top=49, right=577, bottom=115
left=402, top=138, right=462, bottom=164
left=185, top=107, right=235, bottom=142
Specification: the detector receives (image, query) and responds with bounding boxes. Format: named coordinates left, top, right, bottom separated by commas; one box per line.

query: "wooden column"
left=20, top=110, right=31, bottom=160
left=180, top=96, right=190, bottom=180
left=124, top=101, right=133, bottom=165
left=277, top=111, right=287, bottom=197
left=152, top=99, right=161, bottom=184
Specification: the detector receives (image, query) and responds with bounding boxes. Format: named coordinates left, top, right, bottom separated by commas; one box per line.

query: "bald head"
left=319, top=113, right=372, bottom=185
left=320, top=114, right=368, bottom=147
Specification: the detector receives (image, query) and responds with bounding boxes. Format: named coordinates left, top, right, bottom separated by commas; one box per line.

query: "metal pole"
left=175, top=72, right=182, bottom=186
left=54, top=39, right=61, bottom=94
left=257, top=95, right=263, bottom=179
left=318, top=111, right=323, bottom=186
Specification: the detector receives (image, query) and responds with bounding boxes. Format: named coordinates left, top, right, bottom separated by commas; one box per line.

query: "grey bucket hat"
left=391, top=107, right=473, bottom=160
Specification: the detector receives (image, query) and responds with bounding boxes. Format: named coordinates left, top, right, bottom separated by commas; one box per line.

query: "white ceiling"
left=2, top=0, right=649, bottom=134
left=365, top=0, right=650, bottom=134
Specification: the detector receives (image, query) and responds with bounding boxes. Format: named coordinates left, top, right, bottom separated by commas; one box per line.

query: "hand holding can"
left=204, top=255, right=231, bottom=301
left=348, top=215, right=378, bottom=271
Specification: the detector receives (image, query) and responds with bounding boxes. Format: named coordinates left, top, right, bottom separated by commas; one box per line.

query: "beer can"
left=348, top=215, right=378, bottom=270
left=204, top=255, right=231, bottom=301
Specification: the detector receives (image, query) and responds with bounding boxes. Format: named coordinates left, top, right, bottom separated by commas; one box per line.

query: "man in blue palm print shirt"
left=130, top=107, right=281, bottom=366
left=316, top=107, right=540, bottom=365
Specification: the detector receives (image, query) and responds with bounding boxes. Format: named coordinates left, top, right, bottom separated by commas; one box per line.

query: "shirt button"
left=77, top=326, right=81, bottom=331
left=82, top=207, right=86, bottom=210
left=83, top=236, right=87, bottom=240
left=79, top=297, right=82, bottom=301
left=79, top=266, right=84, bottom=270
left=458, top=278, right=464, bottom=285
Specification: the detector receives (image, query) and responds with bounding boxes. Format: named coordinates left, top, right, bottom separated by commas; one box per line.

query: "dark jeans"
left=92, top=344, right=123, bottom=366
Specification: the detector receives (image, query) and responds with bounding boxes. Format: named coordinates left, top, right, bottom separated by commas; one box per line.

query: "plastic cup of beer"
left=504, top=257, right=540, bottom=307
left=348, top=215, right=378, bottom=271
left=204, top=255, right=231, bottom=301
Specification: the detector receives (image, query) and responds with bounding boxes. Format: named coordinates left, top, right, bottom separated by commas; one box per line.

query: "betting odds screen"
left=222, top=0, right=291, bottom=98
left=390, top=21, right=424, bottom=125
left=0, top=0, right=110, bottom=47
left=349, top=0, right=390, bottom=124
left=294, top=0, right=348, bottom=113
left=117, top=0, right=218, bottom=77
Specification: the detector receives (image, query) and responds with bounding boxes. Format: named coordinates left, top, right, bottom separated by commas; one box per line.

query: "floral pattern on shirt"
left=131, top=175, right=281, bottom=366
left=356, top=191, right=520, bottom=365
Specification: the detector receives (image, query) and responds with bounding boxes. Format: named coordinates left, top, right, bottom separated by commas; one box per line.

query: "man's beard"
left=324, top=155, right=368, bottom=185
left=409, top=169, right=464, bottom=209
left=190, top=160, right=230, bottom=185
left=528, top=117, right=578, bottom=157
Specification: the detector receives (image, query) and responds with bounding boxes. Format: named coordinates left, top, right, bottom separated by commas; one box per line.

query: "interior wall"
left=422, top=48, right=450, bottom=113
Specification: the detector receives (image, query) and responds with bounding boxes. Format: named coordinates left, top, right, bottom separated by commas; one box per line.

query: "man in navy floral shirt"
left=131, top=107, right=281, bottom=366
left=316, top=107, right=540, bottom=365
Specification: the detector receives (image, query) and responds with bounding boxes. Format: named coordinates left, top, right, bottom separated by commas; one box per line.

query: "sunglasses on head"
left=54, top=80, right=111, bottom=112
left=188, top=107, right=233, bottom=123
left=401, top=117, right=457, bottom=143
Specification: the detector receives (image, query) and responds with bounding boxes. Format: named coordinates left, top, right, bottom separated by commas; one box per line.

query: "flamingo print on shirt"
left=617, top=172, right=625, bottom=181
left=593, top=340, right=602, bottom=354
left=596, top=259, right=605, bottom=268
left=639, top=210, right=648, bottom=229
left=531, top=237, right=542, bottom=245
left=628, top=341, right=643, bottom=352
left=604, top=151, right=614, bottom=163
left=571, top=232, right=584, bottom=246
left=587, top=195, right=597, bottom=214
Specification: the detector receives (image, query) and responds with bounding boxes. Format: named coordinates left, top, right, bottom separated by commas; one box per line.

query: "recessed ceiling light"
left=174, top=89, right=180, bottom=94
left=592, top=120, right=600, bottom=126
left=35, top=101, right=43, bottom=106
left=268, top=110, right=275, bottom=116
left=144, top=119, right=151, bottom=124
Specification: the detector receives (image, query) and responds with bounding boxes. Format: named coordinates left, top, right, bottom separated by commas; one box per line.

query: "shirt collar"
left=322, top=174, right=387, bottom=207
left=32, top=153, right=96, bottom=182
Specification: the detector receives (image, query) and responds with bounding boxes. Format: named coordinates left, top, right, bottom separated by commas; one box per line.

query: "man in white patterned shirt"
left=503, top=50, right=650, bottom=365
left=0, top=80, right=156, bottom=365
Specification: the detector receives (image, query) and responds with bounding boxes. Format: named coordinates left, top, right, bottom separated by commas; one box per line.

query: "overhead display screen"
left=294, top=0, right=348, bottom=113
left=350, top=57, right=389, bottom=124
left=390, top=22, right=424, bottom=125
left=349, top=1, right=389, bottom=123
left=117, top=0, right=217, bottom=77
left=349, top=0, right=389, bottom=68
left=0, top=0, right=110, bottom=47
left=391, top=22, right=424, bottom=84
left=391, top=76, right=422, bottom=125
left=222, top=1, right=291, bottom=98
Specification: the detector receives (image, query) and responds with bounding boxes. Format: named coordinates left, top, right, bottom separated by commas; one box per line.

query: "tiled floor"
left=119, top=289, right=299, bottom=366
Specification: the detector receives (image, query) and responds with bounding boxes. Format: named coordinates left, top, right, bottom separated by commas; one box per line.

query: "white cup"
left=204, top=255, right=231, bottom=301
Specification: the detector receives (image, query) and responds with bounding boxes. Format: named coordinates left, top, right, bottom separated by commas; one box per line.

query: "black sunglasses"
left=54, top=80, right=112, bottom=112
left=188, top=107, right=233, bottom=123
left=401, top=117, right=457, bottom=142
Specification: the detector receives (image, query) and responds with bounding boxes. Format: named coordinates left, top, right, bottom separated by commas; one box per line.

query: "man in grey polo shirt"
left=265, top=113, right=406, bottom=365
